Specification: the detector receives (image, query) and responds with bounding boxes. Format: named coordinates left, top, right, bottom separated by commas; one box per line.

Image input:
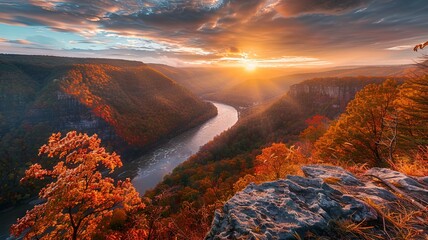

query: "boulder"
left=206, top=165, right=427, bottom=240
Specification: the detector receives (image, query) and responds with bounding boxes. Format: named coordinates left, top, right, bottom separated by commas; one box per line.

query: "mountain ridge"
left=0, top=54, right=217, bottom=207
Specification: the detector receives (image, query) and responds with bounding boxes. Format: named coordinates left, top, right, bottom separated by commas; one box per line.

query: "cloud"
left=0, top=0, right=427, bottom=66
left=275, top=0, right=372, bottom=17
left=8, top=39, right=32, bottom=44
left=385, top=45, right=412, bottom=51
left=0, top=38, right=33, bottom=45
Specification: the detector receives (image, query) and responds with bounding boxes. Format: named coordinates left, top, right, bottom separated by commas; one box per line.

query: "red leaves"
left=300, top=115, right=331, bottom=145
left=305, top=115, right=330, bottom=127
left=11, top=131, right=144, bottom=239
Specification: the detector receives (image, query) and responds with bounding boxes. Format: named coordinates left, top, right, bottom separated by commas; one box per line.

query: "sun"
left=244, top=62, right=257, bottom=71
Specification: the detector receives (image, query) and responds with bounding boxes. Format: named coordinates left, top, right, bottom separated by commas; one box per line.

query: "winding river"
left=0, top=102, right=238, bottom=238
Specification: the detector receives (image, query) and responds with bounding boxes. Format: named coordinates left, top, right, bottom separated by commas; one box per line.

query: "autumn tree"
left=255, top=143, right=301, bottom=180
left=300, top=115, right=331, bottom=143
left=314, top=80, right=399, bottom=167
left=395, top=73, right=428, bottom=149
left=11, top=131, right=145, bottom=240
left=233, top=174, right=257, bottom=192
left=299, top=115, right=331, bottom=155
left=233, top=143, right=308, bottom=193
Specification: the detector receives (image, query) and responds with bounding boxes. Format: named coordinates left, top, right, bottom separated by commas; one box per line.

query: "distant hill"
left=208, top=65, right=416, bottom=107
left=151, top=64, right=416, bottom=108
left=0, top=54, right=217, bottom=207
left=148, top=65, right=246, bottom=97
left=148, top=76, right=406, bottom=214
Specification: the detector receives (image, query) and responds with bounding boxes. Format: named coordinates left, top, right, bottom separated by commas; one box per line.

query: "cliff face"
left=206, top=165, right=428, bottom=240
left=288, top=77, right=405, bottom=117
left=0, top=54, right=217, bottom=207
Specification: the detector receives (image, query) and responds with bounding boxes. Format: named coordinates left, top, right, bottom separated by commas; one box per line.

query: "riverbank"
left=0, top=102, right=238, bottom=239
left=119, top=102, right=238, bottom=194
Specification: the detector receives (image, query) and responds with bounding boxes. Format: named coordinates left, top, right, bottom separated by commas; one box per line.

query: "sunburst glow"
left=244, top=62, right=257, bottom=71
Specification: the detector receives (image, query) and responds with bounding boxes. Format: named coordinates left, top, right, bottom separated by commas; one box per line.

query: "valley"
left=1, top=2, right=427, bottom=239
left=0, top=101, right=238, bottom=239
left=0, top=54, right=217, bottom=208
left=0, top=56, right=427, bottom=240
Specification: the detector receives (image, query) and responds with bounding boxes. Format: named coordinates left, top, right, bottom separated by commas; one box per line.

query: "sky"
left=0, top=0, right=427, bottom=68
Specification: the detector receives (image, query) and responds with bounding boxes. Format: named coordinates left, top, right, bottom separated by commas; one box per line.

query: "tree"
left=299, top=115, right=331, bottom=156
left=300, top=115, right=331, bottom=143
left=255, top=143, right=299, bottom=180
left=315, top=80, right=399, bottom=167
left=10, top=131, right=145, bottom=240
left=395, top=74, right=428, bottom=149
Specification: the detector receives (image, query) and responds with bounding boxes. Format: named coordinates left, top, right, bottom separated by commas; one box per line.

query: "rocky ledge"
left=206, top=165, right=428, bottom=240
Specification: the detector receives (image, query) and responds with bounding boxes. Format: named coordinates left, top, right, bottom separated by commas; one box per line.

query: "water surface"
left=128, top=102, right=238, bottom=193
left=0, top=102, right=238, bottom=238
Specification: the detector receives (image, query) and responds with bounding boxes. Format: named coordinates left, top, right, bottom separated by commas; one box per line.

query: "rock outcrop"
left=206, top=165, right=428, bottom=240
left=287, top=77, right=406, bottom=116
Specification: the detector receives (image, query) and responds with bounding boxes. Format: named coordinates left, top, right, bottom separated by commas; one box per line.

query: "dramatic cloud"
left=275, top=0, right=372, bottom=17
left=0, top=0, right=427, bottom=66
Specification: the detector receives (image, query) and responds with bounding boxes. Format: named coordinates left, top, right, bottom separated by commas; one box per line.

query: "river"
left=0, top=102, right=238, bottom=238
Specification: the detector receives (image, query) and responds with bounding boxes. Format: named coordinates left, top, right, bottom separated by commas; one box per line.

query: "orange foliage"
left=388, top=145, right=428, bottom=177
left=255, top=143, right=306, bottom=180
left=10, top=131, right=145, bottom=240
left=233, top=143, right=312, bottom=193
left=314, top=80, right=399, bottom=167
left=413, top=40, right=428, bottom=51
left=60, top=64, right=216, bottom=147
left=233, top=174, right=257, bottom=192
left=299, top=115, right=331, bottom=155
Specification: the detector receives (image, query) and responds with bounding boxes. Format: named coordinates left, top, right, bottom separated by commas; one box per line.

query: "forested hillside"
left=139, top=75, right=409, bottom=237
left=9, top=69, right=427, bottom=240
left=0, top=54, right=217, bottom=207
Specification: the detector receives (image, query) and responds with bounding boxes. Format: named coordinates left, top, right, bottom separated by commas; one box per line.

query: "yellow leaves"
left=233, top=174, right=257, bottom=192
left=255, top=143, right=303, bottom=180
